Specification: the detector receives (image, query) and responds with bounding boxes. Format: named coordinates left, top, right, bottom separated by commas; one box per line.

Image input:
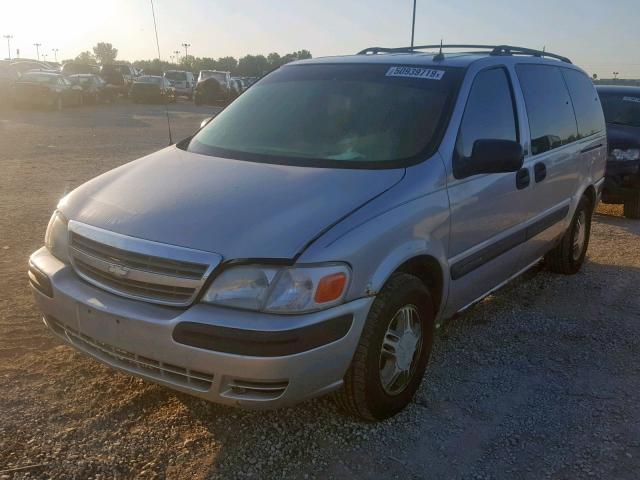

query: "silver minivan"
left=29, top=45, right=607, bottom=420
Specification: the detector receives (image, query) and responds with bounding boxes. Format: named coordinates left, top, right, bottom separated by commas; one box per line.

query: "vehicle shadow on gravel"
left=165, top=256, right=640, bottom=479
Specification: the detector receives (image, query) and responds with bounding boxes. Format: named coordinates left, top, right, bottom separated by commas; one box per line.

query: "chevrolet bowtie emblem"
left=108, top=264, right=130, bottom=277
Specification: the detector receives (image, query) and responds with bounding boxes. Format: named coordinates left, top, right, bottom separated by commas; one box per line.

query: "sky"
left=1, top=0, right=639, bottom=78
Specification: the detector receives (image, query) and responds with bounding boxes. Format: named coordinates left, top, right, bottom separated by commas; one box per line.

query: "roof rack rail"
left=357, top=44, right=572, bottom=64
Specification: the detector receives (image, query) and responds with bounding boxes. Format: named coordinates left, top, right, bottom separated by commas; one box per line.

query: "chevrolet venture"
left=29, top=45, right=607, bottom=420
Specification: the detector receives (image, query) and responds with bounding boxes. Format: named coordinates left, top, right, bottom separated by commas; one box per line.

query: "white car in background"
left=165, top=70, right=195, bottom=99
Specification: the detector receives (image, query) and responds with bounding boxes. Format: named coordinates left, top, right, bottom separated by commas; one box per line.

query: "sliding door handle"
left=534, top=162, right=547, bottom=183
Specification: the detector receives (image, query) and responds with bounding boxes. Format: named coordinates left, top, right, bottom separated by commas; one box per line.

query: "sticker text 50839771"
left=386, top=66, right=445, bottom=80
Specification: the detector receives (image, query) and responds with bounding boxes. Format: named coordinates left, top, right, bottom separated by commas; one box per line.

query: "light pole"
left=173, top=50, right=180, bottom=63
left=42, top=53, right=48, bottom=62
left=3, top=35, right=12, bottom=60
left=410, top=0, right=417, bottom=48
left=52, top=48, right=58, bottom=62
left=181, top=42, right=190, bottom=58
left=613, top=71, right=619, bottom=81
left=33, top=43, right=42, bottom=61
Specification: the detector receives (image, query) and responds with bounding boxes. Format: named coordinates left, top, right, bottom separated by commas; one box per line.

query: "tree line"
left=65, top=43, right=312, bottom=77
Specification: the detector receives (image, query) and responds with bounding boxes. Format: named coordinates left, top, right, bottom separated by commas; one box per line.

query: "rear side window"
left=516, top=65, right=578, bottom=155
left=562, top=69, right=605, bottom=138
left=454, top=68, right=517, bottom=176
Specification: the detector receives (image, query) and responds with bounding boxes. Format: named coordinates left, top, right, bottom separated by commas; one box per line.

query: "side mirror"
left=456, top=139, right=524, bottom=178
left=200, top=117, right=213, bottom=129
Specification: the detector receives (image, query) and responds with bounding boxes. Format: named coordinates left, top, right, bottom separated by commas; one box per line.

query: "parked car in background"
left=30, top=45, right=606, bottom=420
left=0, top=61, right=19, bottom=107
left=194, top=70, right=232, bottom=106
left=10, top=60, right=53, bottom=76
left=164, top=70, right=195, bottom=99
left=12, top=71, right=83, bottom=110
left=61, top=63, right=100, bottom=76
left=230, top=77, right=245, bottom=97
left=100, top=64, right=137, bottom=95
left=130, top=75, right=175, bottom=104
left=67, top=74, right=114, bottom=104
left=597, top=85, right=640, bottom=218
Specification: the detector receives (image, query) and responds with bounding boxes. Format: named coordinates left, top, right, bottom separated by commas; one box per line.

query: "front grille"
left=46, top=316, right=214, bottom=391
left=67, top=222, right=219, bottom=307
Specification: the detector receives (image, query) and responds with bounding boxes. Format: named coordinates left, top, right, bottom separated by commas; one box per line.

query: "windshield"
left=200, top=71, right=226, bottom=83
left=165, top=71, right=186, bottom=81
left=137, top=76, right=163, bottom=85
left=600, top=93, right=640, bottom=128
left=187, top=63, right=462, bottom=168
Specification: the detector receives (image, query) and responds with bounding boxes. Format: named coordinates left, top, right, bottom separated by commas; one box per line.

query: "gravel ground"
left=1, top=101, right=639, bottom=479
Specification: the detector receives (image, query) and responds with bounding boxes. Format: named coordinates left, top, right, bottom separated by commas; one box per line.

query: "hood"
left=60, top=146, right=405, bottom=259
left=606, top=123, right=640, bottom=150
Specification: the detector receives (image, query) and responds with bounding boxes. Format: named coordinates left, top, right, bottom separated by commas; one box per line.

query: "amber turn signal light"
left=314, top=272, right=347, bottom=304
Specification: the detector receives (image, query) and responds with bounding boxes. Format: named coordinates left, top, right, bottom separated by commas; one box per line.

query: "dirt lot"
left=1, top=101, right=639, bottom=480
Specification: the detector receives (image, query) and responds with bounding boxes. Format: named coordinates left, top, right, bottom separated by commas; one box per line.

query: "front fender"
left=298, top=156, right=451, bottom=322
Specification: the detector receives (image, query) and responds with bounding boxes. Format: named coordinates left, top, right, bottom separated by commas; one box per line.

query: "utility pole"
left=410, top=0, right=417, bottom=48
left=33, top=43, right=41, bottom=61
left=181, top=42, right=190, bottom=58
left=3, top=35, right=12, bottom=60
left=52, top=48, right=58, bottom=62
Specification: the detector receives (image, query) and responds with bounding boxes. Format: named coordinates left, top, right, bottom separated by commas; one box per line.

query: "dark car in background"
left=100, top=64, right=137, bottom=95
left=12, top=72, right=83, bottom=110
left=67, top=74, right=114, bottom=103
left=0, top=61, right=19, bottom=107
left=130, top=75, right=175, bottom=104
left=61, top=63, right=100, bottom=76
left=597, top=85, right=640, bottom=218
left=193, top=70, right=232, bottom=106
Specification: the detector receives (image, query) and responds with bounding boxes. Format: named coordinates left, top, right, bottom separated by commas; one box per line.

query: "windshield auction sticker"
left=386, top=66, right=445, bottom=80
left=623, top=96, right=640, bottom=103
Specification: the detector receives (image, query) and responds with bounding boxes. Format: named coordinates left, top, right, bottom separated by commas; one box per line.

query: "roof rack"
left=356, top=44, right=572, bottom=64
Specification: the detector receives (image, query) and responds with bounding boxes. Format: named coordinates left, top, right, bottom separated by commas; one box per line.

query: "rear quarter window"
left=561, top=69, right=605, bottom=138
left=516, top=64, right=578, bottom=155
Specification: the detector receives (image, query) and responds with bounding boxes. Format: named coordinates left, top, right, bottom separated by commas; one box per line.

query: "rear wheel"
left=335, top=273, right=434, bottom=421
left=546, top=195, right=593, bottom=274
left=623, top=194, right=640, bottom=219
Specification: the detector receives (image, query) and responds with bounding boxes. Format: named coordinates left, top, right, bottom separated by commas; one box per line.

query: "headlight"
left=611, top=148, right=640, bottom=161
left=201, top=264, right=350, bottom=313
left=44, top=211, right=70, bottom=263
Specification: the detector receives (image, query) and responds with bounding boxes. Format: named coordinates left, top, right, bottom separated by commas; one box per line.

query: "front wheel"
left=335, top=273, right=434, bottom=421
left=546, top=195, right=593, bottom=274
left=623, top=194, right=640, bottom=219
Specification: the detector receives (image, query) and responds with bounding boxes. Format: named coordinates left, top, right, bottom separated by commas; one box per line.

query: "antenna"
left=410, top=0, right=417, bottom=48
left=433, top=39, right=444, bottom=61
left=150, top=0, right=173, bottom=145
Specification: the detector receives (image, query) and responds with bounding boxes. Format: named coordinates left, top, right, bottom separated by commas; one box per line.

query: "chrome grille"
left=68, top=221, right=220, bottom=307
left=45, top=316, right=214, bottom=391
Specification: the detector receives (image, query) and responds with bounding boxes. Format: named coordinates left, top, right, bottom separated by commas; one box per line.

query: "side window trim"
left=453, top=66, right=520, bottom=179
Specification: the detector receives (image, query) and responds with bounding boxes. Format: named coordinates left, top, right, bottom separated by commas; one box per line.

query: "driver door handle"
left=516, top=168, right=530, bottom=190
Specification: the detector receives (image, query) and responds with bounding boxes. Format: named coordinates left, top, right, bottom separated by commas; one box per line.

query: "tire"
left=623, top=194, right=640, bottom=219
left=334, top=273, right=435, bottom=421
left=546, top=195, right=593, bottom=274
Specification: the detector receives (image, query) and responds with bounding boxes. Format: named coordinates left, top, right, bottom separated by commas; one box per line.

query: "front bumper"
left=29, top=247, right=373, bottom=408
left=602, top=160, right=640, bottom=202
